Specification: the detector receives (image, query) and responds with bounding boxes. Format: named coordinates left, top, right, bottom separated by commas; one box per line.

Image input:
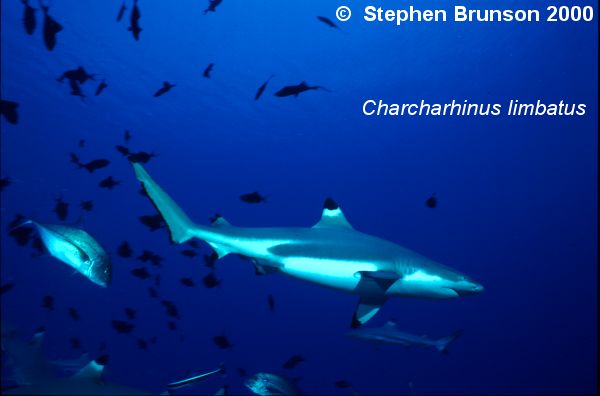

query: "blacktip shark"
left=16, top=220, right=111, bottom=287
left=132, top=163, right=483, bottom=327
left=348, top=320, right=463, bottom=353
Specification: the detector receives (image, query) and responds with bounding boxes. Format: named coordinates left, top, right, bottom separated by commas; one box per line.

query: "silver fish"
left=245, top=373, right=302, bottom=395
left=24, top=221, right=111, bottom=287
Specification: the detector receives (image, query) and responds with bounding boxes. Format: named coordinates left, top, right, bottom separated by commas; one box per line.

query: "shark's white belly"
left=276, top=256, right=378, bottom=291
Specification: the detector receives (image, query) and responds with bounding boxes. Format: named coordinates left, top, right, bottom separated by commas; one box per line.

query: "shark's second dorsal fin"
left=72, top=355, right=107, bottom=381
left=314, top=198, right=353, bottom=229
left=210, top=214, right=231, bottom=228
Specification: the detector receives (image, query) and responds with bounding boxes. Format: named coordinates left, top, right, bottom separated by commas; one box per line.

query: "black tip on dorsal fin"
left=323, top=198, right=338, bottom=210
left=95, top=354, right=109, bottom=366
left=350, top=315, right=361, bottom=329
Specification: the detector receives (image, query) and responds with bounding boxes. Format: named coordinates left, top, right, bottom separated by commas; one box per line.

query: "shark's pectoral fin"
left=313, top=198, right=353, bottom=229
left=351, top=271, right=400, bottom=327
left=352, top=297, right=386, bottom=328
left=356, top=271, right=400, bottom=291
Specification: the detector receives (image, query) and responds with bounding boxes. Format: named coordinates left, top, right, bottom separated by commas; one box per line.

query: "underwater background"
left=1, top=0, right=597, bottom=395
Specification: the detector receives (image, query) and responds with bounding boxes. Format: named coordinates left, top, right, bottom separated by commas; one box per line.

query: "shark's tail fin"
left=132, top=163, right=197, bottom=244
left=435, top=329, right=463, bottom=354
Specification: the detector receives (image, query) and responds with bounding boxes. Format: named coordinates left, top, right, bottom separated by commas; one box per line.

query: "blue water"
left=1, top=0, right=597, bottom=394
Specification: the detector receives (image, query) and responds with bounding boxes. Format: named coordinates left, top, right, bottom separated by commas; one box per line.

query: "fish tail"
left=435, top=329, right=463, bottom=354
left=132, top=163, right=201, bottom=245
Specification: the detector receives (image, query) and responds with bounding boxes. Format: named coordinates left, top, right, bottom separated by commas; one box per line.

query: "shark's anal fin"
left=313, top=198, right=353, bottom=229
left=132, top=163, right=196, bottom=244
left=351, top=271, right=400, bottom=327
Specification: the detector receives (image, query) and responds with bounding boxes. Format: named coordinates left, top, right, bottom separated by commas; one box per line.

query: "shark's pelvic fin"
left=314, top=198, right=353, bottom=229
left=132, top=163, right=197, bottom=244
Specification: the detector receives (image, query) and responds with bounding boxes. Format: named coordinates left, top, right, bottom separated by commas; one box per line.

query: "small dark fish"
left=317, top=16, right=340, bottom=29
left=40, top=3, right=63, bottom=51
left=139, top=215, right=165, bottom=231
left=267, top=294, right=275, bottom=313
left=153, top=81, right=175, bottom=97
left=202, top=272, right=221, bottom=288
left=204, top=252, right=217, bottom=268
left=70, top=153, right=110, bottom=173
left=136, top=338, right=148, bottom=350
left=22, top=0, right=36, bottom=35
left=31, top=237, right=45, bottom=256
left=8, top=214, right=34, bottom=246
left=161, top=300, right=180, bottom=319
left=117, top=241, right=133, bottom=258
left=111, top=320, right=134, bottom=334
left=212, top=334, right=232, bottom=349
left=70, top=337, right=81, bottom=350
left=282, top=354, right=305, bottom=369
left=78, top=139, right=86, bottom=148
left=187, top=240, right=200, bottom=249
left=148, top=287, right=159, bottom=298
left=0, top=281, right=16, bottom=295
left=180, top=249, right=197, bottom=258
left=95, top=80, right=108, bottom=96
left=99, top=176, right=120, bottom=190
left=124, top=130, right=132, bottom=143
left=237, top=368, right=247, bottom=377
left=203, top=63, right=214, bottom=78
left=180, top=277, right=195, bottom=287
left=57, top=66, right=95, bottom=84
left=53, top=197, right=69, bottom=221
left=68, top=79, right=85, bottom=100
left=425, top=193, right=437, bottom=208
left=128, top=151, right=156, bottom=164
left=204, top=0, right=223, bottom=14
left=131, top=267, right=152, bottom=280
left=116, top=2, right=126, bottom=22
left=335, top=380, right=352, bottom=389
left=0, top=100, right=19, bottom=125
left=68, top=307, right=80, bottom=321
left=239, top=192, right=267, bottom=204
left=0, top=177, right=11, bottom=192
left=274, top=81, right=331, bottom=98
left=80, top=200, right=93, bottom=212
left=115, top=145, right=130, bottom=156
left=137, top=250, right=162, bottom=264
left=168, top=321, right=177, bottom=331
left=254, top=75, right=274, bottom=101
left=42, top=295, right=54, bottom=311
left=124, top=307, right=136, bottom=320
left=128, top=0, right=142, bottom=40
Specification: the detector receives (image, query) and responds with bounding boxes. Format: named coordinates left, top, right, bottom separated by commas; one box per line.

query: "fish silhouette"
left=0, top=100, right=19, bottom=124
left=22, top=0, right=37, bottom=35
left=40, top=2, right=63, bottom=51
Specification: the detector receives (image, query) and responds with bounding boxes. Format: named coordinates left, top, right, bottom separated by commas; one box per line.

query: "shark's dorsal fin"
left=314, top=198, right=353, bottom=229
left=210, top=214, right=231, bottom=228
left=72, top=355, right=107, bottom=381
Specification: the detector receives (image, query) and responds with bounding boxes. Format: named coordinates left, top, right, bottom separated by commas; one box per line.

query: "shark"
left=132, top=163, right=484, bottom=327
left=348, top=320, right=463, bottom=353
